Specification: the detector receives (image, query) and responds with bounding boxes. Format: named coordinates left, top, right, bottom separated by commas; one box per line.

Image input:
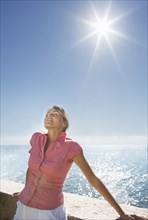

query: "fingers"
left=117, top=216, right=147, bottom=220
left=12, top=192, right=20, bottom=197
left=126, top=216, right=135, bottom=220
left=120, top=215, right=135, bottom=220
left=131, top=215, right=148, bottom=220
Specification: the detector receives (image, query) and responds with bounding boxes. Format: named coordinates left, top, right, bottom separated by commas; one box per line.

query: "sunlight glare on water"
left=65, top=145, right=147, bottom=208
left=1, top=145, right=147, bottom=208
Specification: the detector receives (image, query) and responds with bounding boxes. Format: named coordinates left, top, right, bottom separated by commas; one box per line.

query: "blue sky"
left=1, top=0, right=147, bottom=146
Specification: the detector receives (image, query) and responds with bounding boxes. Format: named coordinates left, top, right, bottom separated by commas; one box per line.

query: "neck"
left=47, top=128, right=63, bottom=142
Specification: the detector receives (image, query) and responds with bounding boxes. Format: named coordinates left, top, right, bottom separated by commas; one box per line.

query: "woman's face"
left=44, top=109, right=66, bottom=131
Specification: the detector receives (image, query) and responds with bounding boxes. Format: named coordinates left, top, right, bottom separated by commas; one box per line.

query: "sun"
left=94, top=18, right=112, bottom=38
left=98, top=21, right=110, bottom=36
left=70, top=1, right=132, bottom=71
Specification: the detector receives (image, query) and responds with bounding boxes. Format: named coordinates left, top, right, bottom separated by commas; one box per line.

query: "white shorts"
left=13, top=201, right=67, bottom=220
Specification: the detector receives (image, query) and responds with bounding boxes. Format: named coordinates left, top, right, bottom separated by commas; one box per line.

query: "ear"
left=62, top=121, right=67, bottom=128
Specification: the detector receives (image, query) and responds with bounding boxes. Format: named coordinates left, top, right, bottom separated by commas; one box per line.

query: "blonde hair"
left=47, top=105, right=69, bottom=132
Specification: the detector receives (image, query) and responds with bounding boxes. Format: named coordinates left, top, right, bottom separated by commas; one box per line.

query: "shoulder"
left=64, top=137, right=81, bottom=148
left=30, top=132, right=43, bottom=140
left=31, top=132, right=42, bottom=138
left=64, top=137, right=83, bottom=159
left=30, top=132, right=46, bottom=146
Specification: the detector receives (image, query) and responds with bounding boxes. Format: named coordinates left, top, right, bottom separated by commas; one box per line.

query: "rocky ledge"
left=0, top=180, right=147, bottom=220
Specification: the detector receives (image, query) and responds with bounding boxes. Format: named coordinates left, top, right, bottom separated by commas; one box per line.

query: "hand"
left=117, top=214, right=148, bottom=220
left=131, top=215, right=148, bottom=220
left=12, top=192, right=20, bottom=198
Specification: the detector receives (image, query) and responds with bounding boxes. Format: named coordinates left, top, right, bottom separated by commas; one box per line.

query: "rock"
left=0, top=180, right=147, bottom=220
left=0, top=192, right=17, bottom=220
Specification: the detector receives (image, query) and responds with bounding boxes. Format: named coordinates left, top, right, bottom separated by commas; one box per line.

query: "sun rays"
left=70, top=1, right=136, bottom=74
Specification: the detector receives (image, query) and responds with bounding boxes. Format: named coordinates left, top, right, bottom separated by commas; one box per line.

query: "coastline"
left=0, top=180, right=147, bottom=220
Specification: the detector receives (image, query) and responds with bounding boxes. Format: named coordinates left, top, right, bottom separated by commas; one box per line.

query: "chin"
left=45, top=125, right=54, bottom=129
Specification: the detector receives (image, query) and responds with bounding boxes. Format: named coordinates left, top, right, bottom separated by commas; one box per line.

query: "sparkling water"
left=1, top=145, right=147, bottom=208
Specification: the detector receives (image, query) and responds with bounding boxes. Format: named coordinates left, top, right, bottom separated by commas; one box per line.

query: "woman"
left=13, top=105, right=147, bottom=220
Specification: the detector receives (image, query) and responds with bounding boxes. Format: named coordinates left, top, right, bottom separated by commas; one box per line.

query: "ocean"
left=1, top=144, right=147, bottom=209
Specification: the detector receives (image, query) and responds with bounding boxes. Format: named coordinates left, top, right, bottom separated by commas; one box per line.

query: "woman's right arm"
left=13, top=168, right=30, bottom=198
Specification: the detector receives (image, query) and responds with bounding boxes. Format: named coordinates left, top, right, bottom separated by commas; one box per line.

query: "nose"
left=46, top=113, right=54, bottom=119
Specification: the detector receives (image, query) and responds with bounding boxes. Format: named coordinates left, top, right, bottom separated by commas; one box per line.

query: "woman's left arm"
left=73, top=154, right=147, bottom=220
